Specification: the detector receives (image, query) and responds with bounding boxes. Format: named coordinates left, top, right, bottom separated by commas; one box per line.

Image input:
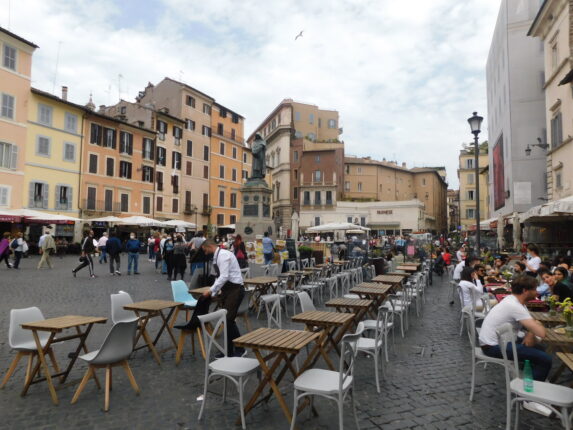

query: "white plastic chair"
left=1, top=307, right=59, bottom=389
left=363, top=298, right=395, bottom=362
left=110, top=291, right=138, bottom=324
left=497, top=323, right=573, bottom=430
left=261, top=294, right=282, bottom=328
left=301, top=259, right=309, bottom=269
left=287, top=260, right=297, bottom=272
left=240, top=267, right=251, bottom=280
left=71, top=320, right=140, bottom=412
left=388, top=293, right=408, bottom=337
left=357, top=306, right=388, bottom=393
left=290, top=323, right=364, bottom=430
left=296, top=291, right=316, bottom=313
left=197, top=309, right=260, bottom=430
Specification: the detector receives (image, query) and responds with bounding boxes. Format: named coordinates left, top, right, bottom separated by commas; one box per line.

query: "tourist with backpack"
left=11, top=232, right=26, bottom=269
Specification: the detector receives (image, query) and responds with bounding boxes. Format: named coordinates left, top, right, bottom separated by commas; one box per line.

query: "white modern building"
left=486, top=0, right=547, bottom=218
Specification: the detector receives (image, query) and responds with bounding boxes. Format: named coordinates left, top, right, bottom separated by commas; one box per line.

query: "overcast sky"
left=1, top=0, right=501, bottom=188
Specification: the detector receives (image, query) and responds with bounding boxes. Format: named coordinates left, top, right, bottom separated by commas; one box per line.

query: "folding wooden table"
left=531, top=312, right=565, bottom=327
left=396, top=265, right=418, bottom=273
left=349, top=283, right=393, bottom=317
left=20, top=315, right=107, bottom=405
left=233, top=328, right=320, bottom=426
left=372, top=274, right=405, bottom=288
left=325, top=298, right=373, bottom=326
left=292, top=310, right=355, bottom=370
left=243, top=276, right=278, bottom=312
left=123, top=299, right=181, bottom=365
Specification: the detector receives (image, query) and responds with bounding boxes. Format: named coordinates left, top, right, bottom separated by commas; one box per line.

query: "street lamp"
left=467, top=111, right=483, bottom=255
left=525, top=137, right=549, bottom=156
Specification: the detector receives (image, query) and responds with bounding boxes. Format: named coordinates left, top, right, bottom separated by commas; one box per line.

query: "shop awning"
left=117, top=216, right=167, bottom=227
left=520, top=195, right=573, bottom=222
left=163, top=219, right=197, bottom=229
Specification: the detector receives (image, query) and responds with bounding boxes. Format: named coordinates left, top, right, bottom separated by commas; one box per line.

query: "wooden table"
left=123, top=300, right=181, bottom=365
left=532, top=312, right=566, bottom=326
left=372, top=275, right=405, bottom=287
left=396, top=265, right=418, bottom=273
left=556, top=352, right=573, bottom=386
left=243, top=276, right=279, bottom=312
left=325, top=298, right=373, bottom=326
left=384, top=272, right=410, bottom=279
left=544, top=327, right=573, bottom=382
left=349, top=283, right=393, bottom=317
left=234, top=328, right=320, bottom=426
left=292, top=311, right=356, bottom=370
left=21, top=315, right=107, bottom=405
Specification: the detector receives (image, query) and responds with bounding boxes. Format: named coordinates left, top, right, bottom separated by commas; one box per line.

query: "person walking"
left=126, top=233, right=141, bottom=275
left=37, top=229, right=56, bottom=269
left=262, top=232, right=275, bottom=265
left=189, top=231, right=206, bottom=274
left=163, top=235, right=175, bottom=280
left=73, top=230, right=96, bottom=278
left=147, top=235, right=155, bottom=262
left=11, top=232, right=26, bottom=269
left=231, top=234, right=248, bottom=269
left=153, top=232, right=162, bottom=271
left=106, top=231, right=122, bottom=275
left=0, top=232, right=12, bottom=268
left=172, top=234, right=187, bottom=280
left=97, top=232, right=108, bottom=264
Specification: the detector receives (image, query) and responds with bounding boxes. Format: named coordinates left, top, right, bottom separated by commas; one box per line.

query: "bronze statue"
left=251, top=133, right=267, bottom=179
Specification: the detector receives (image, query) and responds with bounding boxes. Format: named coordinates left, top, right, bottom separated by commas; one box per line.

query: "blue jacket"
left=126, top=239, right=141, bottom=253
left=106, top=237, right=122, bottom=256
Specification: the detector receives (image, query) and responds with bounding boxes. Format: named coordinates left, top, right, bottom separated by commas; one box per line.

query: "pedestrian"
left=262, top=231, right=275, bottom=265
left=97, top=232, right=108, bottom=264
left=0, top=232, right=12, bottom=268
left=73, top=230, right=96, bottom=278
left=147, top=234, right=155, bottom=262
left=231, top=234, right=248, bottom=268
left=126, top=233, right=141, bottom=275
left=172, top=234, right=187, bottom=280
left=37, top=228, right=56, bottom=269
left=106, top=231, right=122, bottom=275
left=160, top=234, right=169, bottom=274
left=189, top=231, right=206, bottom=274
left=163, top=234, right=175, bottom=280
left=11, top=232, right=27, bottom=269
left=153, top=232, right=162, bottom=271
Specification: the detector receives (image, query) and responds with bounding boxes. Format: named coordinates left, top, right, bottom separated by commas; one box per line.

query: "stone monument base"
left=235, top=179, right=274, bottom=242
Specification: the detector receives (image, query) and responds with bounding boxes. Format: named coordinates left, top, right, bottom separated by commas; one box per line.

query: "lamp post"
left=467, top=112, right=483, bottom=255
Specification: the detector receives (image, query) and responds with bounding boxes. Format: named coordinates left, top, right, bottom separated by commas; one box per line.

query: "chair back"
left=240, top=267, right=251, bottom=280
left=309, top=258, right=316, bottom=267
left=268, top=263, right=279, bottom=276
left=373, top=306, right=389, bottom=350
left=262, top=294, right=282, bottom=328
left=111, top=291, right=136, bottom=324
left=461, top=305, right=476, bottom=349
left=89, top=320, right=138, bottom=365
left=296, top=291, right=316, bottom=312
left=171, top=280, right=197, bottom=307
left=457, top=285, right=465, bottom=310
left=301, top=259, right=309, bottom=269
left=198, top=309, right=228, bottom=360
left=287, top=260, right=297, bottom=272
left=496, top=323, right=520, bottom=389
left=9, top=307, right=49, bottom=349
left=383, top=296, right=395, bottom=326
left=339, top=322, right=365, bottom=390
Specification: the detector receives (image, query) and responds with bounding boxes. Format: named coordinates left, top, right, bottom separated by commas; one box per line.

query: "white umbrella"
left=7, top=209, right=51, bottom=217
left=117, top=216, right=167, bottom=227
left=163, top=219, right=197, bottom=229
left=496, top=213, right=504, bottom=251
left=306, top=222, right=368, bottom=233
left=512, top=212, right=521, bottom=251
left=27, top=213, right=81, bottom=222
left=84, top=216, right=123, bottom=223
left=219, top=224, right=235, bottom=230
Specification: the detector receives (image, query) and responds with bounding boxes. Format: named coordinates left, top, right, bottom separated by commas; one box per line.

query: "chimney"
left=402, top=162, right=407, bottom=168
left=99, top=105, right=106, bottom=113
left=61, top=86, right=68, bottom=101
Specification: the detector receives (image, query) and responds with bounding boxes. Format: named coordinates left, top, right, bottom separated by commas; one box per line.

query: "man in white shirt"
left=97, top=232, right=108, bottom=264
left=479, top=275, right=551, bottom=381
left=202, top=239, right=245, bottom=357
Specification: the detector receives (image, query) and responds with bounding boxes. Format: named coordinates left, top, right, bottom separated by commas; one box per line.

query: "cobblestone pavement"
left=0, top=255, right=566, bottom=429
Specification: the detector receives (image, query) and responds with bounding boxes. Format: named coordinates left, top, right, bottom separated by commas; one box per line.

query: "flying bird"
left=295, top=30, right=304, bottom=40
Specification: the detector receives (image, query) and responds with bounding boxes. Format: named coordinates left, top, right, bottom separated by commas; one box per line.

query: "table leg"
left=138, top=315, right=162, bottom=365
left=254, top=350, right=292, bottom=423
left=300, top=329, right=335, bottom=371
left=61, top=324, right=95, bottom=384
left=154, top=307, right=178, bottom=348
left=34, top=330, right=59, bottom=405
left=21, top=332, right=55, bottom=397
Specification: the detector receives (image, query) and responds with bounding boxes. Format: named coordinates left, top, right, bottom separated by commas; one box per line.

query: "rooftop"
left=0, top=26, right=38, bottom=48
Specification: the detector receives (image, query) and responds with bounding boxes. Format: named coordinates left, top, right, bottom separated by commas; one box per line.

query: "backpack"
left=10, top=239, right=18, bottom=249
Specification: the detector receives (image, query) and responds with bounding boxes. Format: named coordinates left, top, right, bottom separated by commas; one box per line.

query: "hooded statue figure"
left=251, top=133, right=267, bottom=179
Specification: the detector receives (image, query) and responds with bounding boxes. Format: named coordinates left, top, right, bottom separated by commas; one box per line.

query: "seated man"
left=479, top=275, right=552, bottom=381
left=539, top=269, right=573, bottom=302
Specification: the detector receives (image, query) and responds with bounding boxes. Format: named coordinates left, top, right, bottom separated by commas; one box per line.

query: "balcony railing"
left=81, top=199, right=121, bottom=212
left=212, top=129, right=245, bottom=144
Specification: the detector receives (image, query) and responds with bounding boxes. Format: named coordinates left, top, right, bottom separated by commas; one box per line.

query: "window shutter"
left=28, top=182, right=35, bottom=207
left=128, top=163, right=132, bottom=179
left=128, top=133, right=133, bottom=154
left=42, top=183, right=49, bottom=209
left=10, top=144, right=18, bottom=169
left=55, top=185, right=61, bottom=210
left=67, top=187, right=73, bottom=210
left=90, top=123, right=97, bottom=144
left=142, top=166, right=146, bottom=182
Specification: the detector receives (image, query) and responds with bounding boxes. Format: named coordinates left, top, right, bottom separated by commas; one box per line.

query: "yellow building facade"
left=458, top=145, right=489, bottom=230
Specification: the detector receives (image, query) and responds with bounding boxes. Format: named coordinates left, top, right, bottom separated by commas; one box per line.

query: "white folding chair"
left=261, top=294, right=282, bottom=328
left=357, top=306, right=388, bottom=393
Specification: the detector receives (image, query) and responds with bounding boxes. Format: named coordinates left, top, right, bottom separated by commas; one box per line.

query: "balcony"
left=201, top=205, right=212, bottom=216
left=184, top=204, right=197, bottom=215
left=80, top=199, right=121, bottom=212
left=212, top=129, right=245, bottom=144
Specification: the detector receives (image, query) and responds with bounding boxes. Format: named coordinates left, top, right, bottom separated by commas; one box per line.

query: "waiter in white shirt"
left=202, top=239, right=245, bottom=357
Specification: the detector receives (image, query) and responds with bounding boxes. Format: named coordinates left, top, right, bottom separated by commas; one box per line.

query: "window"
left=232, top=168, right=237, bottom=182
left=104, top=128, right=116, bottom=148
left=466, top=208, right=475, bottom=219
left=318, top=118, right=322, bottom=128
left=219, top=190, right=225, bottom=207
left=314, top=170, right=321, bottom=182
left=119, top=161, right=132, bottom=179
left=358, top=182, right=362, bottom=191
left=294, top=131, right=302, bottom=138
left=87, top=187, right=96, bottom=210
left=156, top=171, right=163, bottom=191
left=202, top=125, right=211, bottom=137
left=186, top=140, right=193, bottom=157
left=172, top=151, right=181, bottom=170
left=467, top=173, right=475, bottom=185
left=556, top=172, right=563, bottom=189
left=347, top=217, right=352, bottom=223
left=203, top=193, right=209, bottom=211
left=65, top=113, right=78, bottom=133
left=186, top=95, right=195, bottom=108
left=466, top=159, right=474, bottom=169
left=36, top=136, right=50, bottom=156
left=203, top=145, right=209, bottom=161
left=467, top=190, right=475, bottom=200
left=104, top=189, right=113, bottom=211
left=230, top=193, right=237, bottom=208
left=186, top=119, right=195, bottom=130
left=293, top=151, right=299, bottom=162
left=315, top=155, right=320, bottom=163
left=232, top=113, right=239, bottom=124
left=219, top=107, right=227, bottom=118
left=142, top=138, right=154, bottom=160
left=314, top=217, right=320, bottom=226
left=328, top=119, right=337, bottom=128
left=344, top=181, right=350, bottom=191
left=309, top=113, right=314, bottom=124
left=219, top=142, right=225, bottom=155
left=1, top=93, right=15, bottom=119
left=143, top=196, right=151, bottom=214
left=293, top=187, right=298, bottom=199
left=242, top=170, right=248, bottom=179
left=232, top=147, right=237, bottom=159
left=55, top=185, right=71, bottom=210
left=30, top=182, right=48, bottom=208
left=203, top=103, right=211, bottom=115
left=360, top=217, right=366, bottom=227
left=294, top=169, right=298, bottom=180
left=172, top=198, right=179, bottom=213
left=142, top=166, right=154, bottom=182
left=172, top=174, right=179, bottom=193
left=184, top=190, right=192, bottom=210
left=551, top=42, right=559, bottom=70
left=315, top=191, right=321, bottom=204
left=295, top=112, right=301, bottom=121
left=303, top=191, right=310, bottom=205
left=186, top=161, right=192, bottom=175
left=203, top=165, right=209, bottom=179
left=90, top=123, right=102, bottom=145
left=106, top=157, right=114, bottom=176
left=308, top=133, right=316, bottom=141
left=326, top=191, right=332, bottom=204
left=119, top=131, right=133, bottom=155
left=0, top=186, right=9, bottom=206
left=217, top=123, right=224, bottom=136
left=156, top=120, right=167, bottom=140
left=156, top=196, right=163, bottom=212
left=551, top=113, right=563, bottom=148
left=3, top=44, right=16, bottom=70
left=243, top=152, right=248, bottom=163
left=219, top=165, right=225, bottom=179
left=120, top=193, right=129, bottom=212
left=230, top=215, right=236, bottom=224
left=231, top=129, right=236, bottom=140
left=173, top=126, right=183, bottom=145
left=422, top=178, right=426, bottom=186
left=88, top=154, right=98, bottom=174
left=217, top=214, right=225, bottom=225
left=0, top=142, right=17, bottom=169
left=156, top=146, right=167, bottom=166
left=38, top=104, right=53, bottom=126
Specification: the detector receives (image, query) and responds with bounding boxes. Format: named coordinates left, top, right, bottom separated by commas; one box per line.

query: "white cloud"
left=1, top=0, right=501, bottom=188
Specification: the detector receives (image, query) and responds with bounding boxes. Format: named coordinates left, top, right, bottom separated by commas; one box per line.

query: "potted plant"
left=559, top=298, right=573, bottom=337
left=298, top=245, right=313, bottom=260
left=548, top=295, right=559, bottom=316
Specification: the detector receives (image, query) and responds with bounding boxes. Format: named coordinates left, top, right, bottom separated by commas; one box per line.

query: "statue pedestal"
left=235, top=179, right=274, bottom=242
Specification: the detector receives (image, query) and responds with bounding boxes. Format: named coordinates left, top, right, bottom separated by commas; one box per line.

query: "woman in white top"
left=522, top=243, right=541, bottom=278
left=459, top=266, right=484, bottom=310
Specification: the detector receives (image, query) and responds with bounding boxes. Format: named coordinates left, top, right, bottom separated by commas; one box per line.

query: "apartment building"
left=0, top=27, right=37, bottom=210
left=458, top=145, right=490, bottom=230
left=447, top=189, right=460, bottom=233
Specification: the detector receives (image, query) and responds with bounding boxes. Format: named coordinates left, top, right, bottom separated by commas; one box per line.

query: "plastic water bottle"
left=523, top=360, right=534, bottom=392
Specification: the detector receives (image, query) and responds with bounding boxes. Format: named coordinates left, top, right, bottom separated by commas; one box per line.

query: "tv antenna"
left=52, top=41, right=62, bottom=94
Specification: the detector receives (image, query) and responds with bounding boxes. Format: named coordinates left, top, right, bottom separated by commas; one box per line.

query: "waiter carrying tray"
left=201, top=239, right=246, bottom=357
